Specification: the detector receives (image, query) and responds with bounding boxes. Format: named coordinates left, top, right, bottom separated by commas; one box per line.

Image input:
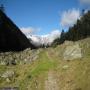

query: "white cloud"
left=60, top=9, right=80, bottom=27
left=79, top=0, right=90, bottom=4
left=44, top=30, right=61, bottom=44
left=28, top=30, right=61, bottom=46
left=20, top=27, right=60, bottom=46
left=20, top=27, right=41, bottom=35
left=28, top=35, right=42, bottom=46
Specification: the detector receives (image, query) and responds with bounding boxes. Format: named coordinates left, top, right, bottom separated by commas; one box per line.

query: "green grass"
left=0, top=50, right=58, bottom=90
left=30, top=51, right=56, bottom=76
left=0, top=38, right=90, bottom=90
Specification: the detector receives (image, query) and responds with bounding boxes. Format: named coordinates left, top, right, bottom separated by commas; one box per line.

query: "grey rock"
left=0, top=61, right=6, bottom=65
left=6, top=78, right=11, bottom=82
left=63, top=43, right=82, bottom=60
left=1, top=70, right=15, bottom=79
left=0, top=48, right=41, bottom=65
left=62, top=65, right=69, bottom=69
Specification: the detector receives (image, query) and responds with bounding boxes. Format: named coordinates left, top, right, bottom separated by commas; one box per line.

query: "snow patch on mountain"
left=27, top=30, right=61, bottom=47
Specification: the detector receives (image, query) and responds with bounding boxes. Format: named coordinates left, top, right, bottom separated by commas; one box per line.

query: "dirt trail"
left=45, top=71, right=59, bottom=90
left=44, top=49, right=59, bottom=90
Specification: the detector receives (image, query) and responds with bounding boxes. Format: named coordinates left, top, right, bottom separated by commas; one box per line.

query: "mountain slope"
left=0, top=10, right=35, bottom=52
left=52, top=11, right=90, bottom=46
left=0, top=38, right=90, bottom=90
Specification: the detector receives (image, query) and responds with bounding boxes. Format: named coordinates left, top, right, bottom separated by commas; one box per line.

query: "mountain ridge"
left=0, top=10, right=36, bottom=52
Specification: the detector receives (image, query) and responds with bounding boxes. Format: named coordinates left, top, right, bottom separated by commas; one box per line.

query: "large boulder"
left=63, top=42, right=82, bottom=60
left=0, top=10, right=35, bottom=52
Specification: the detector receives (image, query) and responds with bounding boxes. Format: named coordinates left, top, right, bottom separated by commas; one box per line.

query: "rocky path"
left=45, top=49, right=59, bottom=90
left=45, top=71, right=59, bottom=90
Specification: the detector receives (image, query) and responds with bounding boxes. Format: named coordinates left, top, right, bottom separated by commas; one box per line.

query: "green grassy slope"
left=0, top=38, right=90, bottom=90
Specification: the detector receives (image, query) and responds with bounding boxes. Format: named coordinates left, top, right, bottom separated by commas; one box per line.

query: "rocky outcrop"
left=1, top=70, right=15, bottom=82
left=63, top=42, right=82, bottom=60
left=0, top=10, right=35, bottom=52
left=0, top=48, right=42, bottom=65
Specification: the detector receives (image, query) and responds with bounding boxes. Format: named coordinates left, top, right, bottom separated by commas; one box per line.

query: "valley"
left=0, top=38, right=90, bottom=90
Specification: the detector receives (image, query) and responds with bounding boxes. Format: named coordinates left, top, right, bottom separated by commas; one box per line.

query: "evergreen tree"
left=52, top=10, right=90, bottom=47
left=59, top=29, right=65, bottom=44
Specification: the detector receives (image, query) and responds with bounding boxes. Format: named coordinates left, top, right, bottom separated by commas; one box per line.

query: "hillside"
left=0, top=10, right=35, bottom=52
left=52, top=10, right=90, bottom=46
left=0, top=38, right=90, bottom=90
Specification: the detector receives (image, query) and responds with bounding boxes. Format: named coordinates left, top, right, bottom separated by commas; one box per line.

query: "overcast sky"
left=2, top=0, right=90, bottom=36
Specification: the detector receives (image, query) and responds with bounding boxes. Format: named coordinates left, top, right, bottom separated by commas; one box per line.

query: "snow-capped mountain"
left=27, top=30, right=61, bottom=47
left=20, top=27, right=61, bottom=47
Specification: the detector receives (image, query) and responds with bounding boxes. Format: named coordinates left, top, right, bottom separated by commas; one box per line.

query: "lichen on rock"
left=63, top=43, right=82, bottom=60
